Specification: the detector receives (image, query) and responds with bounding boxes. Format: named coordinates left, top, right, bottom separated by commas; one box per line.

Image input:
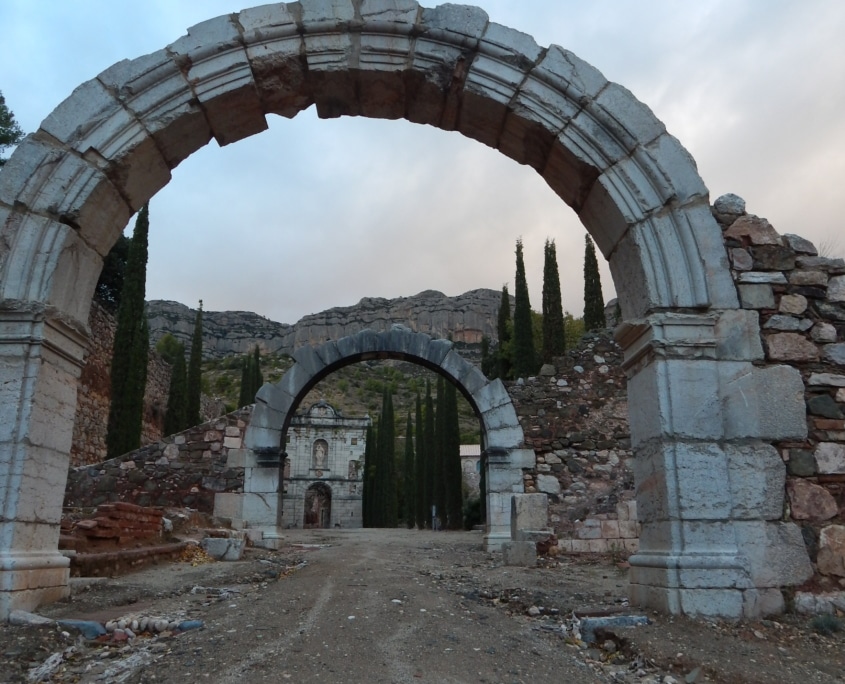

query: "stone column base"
left=0, top=552, right=71, bottom=618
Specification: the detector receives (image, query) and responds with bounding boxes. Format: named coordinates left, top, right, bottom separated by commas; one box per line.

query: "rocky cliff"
left=147, top=288, right=506, bottom=359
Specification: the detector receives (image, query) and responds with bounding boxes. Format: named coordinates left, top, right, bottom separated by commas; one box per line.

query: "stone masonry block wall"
left=713, top=195, right=845, bottom=591
left=65, top=408, right=251, bottom=511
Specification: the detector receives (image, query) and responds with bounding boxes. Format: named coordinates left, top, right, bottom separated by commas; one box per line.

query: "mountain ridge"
left=147, top=288, right=507, bottom=359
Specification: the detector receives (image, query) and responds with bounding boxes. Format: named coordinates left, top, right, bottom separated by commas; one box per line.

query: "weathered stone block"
left=535, top=473, right=561, bottom=495
left=780, top=294, right=808, bottom=315
left=510, top=494, right=548, bottom=538
left=715, top=309, right=764, bottom=360
left=201, top=537, right=245, bottom=561
left=817, top=525, right=845, bottom=576
left=738, top=284, right=775, bottom=309
left=787, top=479, right=838, bottom=522
left=721, top=363, right=807, bottom=441
left=765, top=333, right=819, bottom=362
left=724, top=215, right=781, bottom=245
left=814, top=442, right=845, bottom=474
left=823, top=343, right=845, bottom=365
left=501, top=541, right=537, bottom=567
left=734, top=521, right=813, bottom=588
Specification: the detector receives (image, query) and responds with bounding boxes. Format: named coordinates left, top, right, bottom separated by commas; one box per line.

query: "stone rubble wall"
left=71, top=301, right=172, bottom=466
left=504, top=331, right=636, bottom=554
left=510, top=194, right=845, bottom=588
left=65, top=409, right=251, bottom=511
left=713, top=195, right=845, bottom=589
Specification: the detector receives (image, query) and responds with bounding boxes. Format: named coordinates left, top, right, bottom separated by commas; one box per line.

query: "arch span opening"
left=0, top=0, right=809, bottom=619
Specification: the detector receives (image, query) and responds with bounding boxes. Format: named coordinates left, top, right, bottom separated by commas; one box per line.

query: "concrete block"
left=502, top=541, right=537, bottom=567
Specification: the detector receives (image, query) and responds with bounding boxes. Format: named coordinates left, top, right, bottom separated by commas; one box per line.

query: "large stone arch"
left=0, top=0, right=808, bottom=618
left=226, top=326, right=530, bottom=550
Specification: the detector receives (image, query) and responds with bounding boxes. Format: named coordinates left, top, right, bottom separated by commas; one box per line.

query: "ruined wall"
left=714, top=194, right=845, bottom=589
left=65, top=409, right=251, bottom=511
left=71, top=301, right=171, bottom=466
left=505, top=331, right=636, bottom=553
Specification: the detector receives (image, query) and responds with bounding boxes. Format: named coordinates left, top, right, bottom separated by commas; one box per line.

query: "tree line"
left=362, top=377, right=471, bottom=530
left=482, top=234, right=605, bottom=381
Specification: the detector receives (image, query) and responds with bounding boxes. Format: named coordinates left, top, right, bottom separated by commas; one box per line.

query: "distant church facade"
left=283, top=401, right=370, bottom=528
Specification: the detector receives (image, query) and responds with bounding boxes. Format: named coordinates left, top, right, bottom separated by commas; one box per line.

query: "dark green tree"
left=512, top=238, right=536, bottom=378
left=155, top=333, right=183, bottom=365
left=432, top=376, right=447, bottom=527
left=403, top=411, right=415, bottom=529
left=238, top=345, right=264, bottom=407
left=94, top=235, right=130, bottom=313
left=381, top=389, right=398, bottom=527
left=414, top=393, right=426, bottom=529
left=163, top=346, right=188, bottom=435
left=423, top=380, right=435, bottom=529
left=443, top=381, right=463, bottom=530
left=480, top=335, right=496, bottom=379
left=0, top=90, right=24, bottom=166
left=497, top=285, right=512, bottom=380
left=362, top=424, right=376, bottom=527
left=186, top=300, right=204, bottom=426
left=542, top=238, right=566, bottom=362
left=106, top=205, right=150, bottom=458
left=583, top=234, right=606, bottom=331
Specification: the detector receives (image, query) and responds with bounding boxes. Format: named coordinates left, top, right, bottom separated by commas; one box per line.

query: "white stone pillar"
left=483, top=447, right=535, bottom=551
left=0, top=305, right=87, bottom=618
left=618, top=313, right=812, bottom=618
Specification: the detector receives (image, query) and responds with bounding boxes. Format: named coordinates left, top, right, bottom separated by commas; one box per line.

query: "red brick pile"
left=63, top=502, right=164, bottom=551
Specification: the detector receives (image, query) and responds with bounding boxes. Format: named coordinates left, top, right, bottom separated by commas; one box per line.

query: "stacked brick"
left=713, top=194, right=845, bottom=587
left=71, top=502, right=164, bottom=547
left=65, top=409, right=250, bottom=512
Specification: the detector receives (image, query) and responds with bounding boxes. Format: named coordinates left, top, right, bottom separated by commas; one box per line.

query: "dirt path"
left=3, top=529, right=844, bottom=683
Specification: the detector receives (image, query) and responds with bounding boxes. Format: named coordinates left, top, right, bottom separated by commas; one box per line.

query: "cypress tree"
left=163, top=344, right=187, bottom=435
left=403, top=411, right=415, bottom=529
left=432, top=376, right=446, bottom=527
left=512, top=238, right=536, bottom=378
left=362, top=424, right=375, bottom=527
left=497, top=285, right=512, bottom=380
left=423, top=380, right=435, bottom=529
left=106, top=204, right=150, bottom=458
left=444, top=382, right=463, bottom=530
left=542, top=238, right=566, bottom=362
left=383, top=389, right=397, bottom=527
left=238, top=353, right=251, bottom=407
left=414, top=393, right=426, bottom=529
left=583, top=234, right=606, bottom=331
left=251, top=345, right=263, bottom=395
left=186, top=300, right=204, bottom=426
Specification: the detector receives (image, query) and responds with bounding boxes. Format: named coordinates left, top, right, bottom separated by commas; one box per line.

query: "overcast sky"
left=3, top=1, right=844, bottom=325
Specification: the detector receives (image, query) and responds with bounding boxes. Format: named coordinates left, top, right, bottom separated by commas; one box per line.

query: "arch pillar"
left=618, top=312, right=812, bottom=617
left=0, top=303, right=87, bottom=615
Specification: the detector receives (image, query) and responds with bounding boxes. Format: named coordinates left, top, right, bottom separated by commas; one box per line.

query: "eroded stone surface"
left=786, top=479, right=838, bottom=521
left=817, top=526, right=845, bottom=576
